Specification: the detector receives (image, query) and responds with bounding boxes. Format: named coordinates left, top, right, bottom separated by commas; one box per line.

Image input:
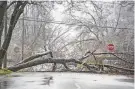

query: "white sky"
left=52, top=3, right=79, bottom=40
left=52, top=3, right=65, bottom=21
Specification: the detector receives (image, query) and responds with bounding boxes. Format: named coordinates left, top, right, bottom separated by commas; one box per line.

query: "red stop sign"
left=107, top=44, right=114, bottom=51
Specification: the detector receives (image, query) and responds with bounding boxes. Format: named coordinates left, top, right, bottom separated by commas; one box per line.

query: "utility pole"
left=21, top=12, right=25, bottom=60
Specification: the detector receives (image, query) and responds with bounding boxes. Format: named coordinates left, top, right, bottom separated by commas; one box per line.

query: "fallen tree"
left=5, top=50, right=133, bottom=75
left=7, top=57, right=134, bottom=74
left=8, top=58, right=98, bottom=72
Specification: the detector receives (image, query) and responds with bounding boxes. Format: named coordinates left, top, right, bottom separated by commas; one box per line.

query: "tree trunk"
left=3, top=7, right=7, bottom=68
left=0, top=1, right=7, bottom=43
left=0, top=1, right=7, bottom=68
left=8, top=58, right=97, bottom=72
left=16, top=51, right=51, bottom=65
left=52, top=63, right=56, bottom=71
left=0, top=1, right=27, bottom=68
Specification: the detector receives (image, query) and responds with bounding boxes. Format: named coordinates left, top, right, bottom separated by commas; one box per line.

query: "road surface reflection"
left=0, top=72, right=134, bottom=89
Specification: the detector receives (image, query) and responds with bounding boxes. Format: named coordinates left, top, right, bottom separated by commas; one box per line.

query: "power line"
left=17, top=18, right=133, bottom=30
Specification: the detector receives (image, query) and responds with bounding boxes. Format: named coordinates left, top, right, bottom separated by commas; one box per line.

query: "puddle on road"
left=115, top=78, right=134, bottom=83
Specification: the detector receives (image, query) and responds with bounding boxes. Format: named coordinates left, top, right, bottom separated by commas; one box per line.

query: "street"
left=0, top=72, right=134, bottom=89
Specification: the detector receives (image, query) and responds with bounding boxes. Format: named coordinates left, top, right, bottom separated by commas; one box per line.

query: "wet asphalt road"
left=0, top=72, right=134, bottom=89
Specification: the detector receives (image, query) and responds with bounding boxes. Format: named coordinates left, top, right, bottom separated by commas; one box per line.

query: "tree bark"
left=0, top=1, right=7, bottom=43
left=52, top=63, right=56, bottom=71
left=3, top=6, right=7, bottom=68
left=15, top=51, right=51, bottom=65
left=0, top=1, right=7, bottom=68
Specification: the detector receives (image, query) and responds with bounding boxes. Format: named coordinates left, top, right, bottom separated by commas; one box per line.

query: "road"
left=0, top=72, right=134, bottom=89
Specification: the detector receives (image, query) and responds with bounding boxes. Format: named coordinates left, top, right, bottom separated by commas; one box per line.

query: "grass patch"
left=0, top=68, right=12, bottom=75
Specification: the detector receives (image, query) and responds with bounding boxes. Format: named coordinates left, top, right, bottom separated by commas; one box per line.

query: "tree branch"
left=16, top=51, right=51, bottom=65
left=93, top=52, right=134, bottom=64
